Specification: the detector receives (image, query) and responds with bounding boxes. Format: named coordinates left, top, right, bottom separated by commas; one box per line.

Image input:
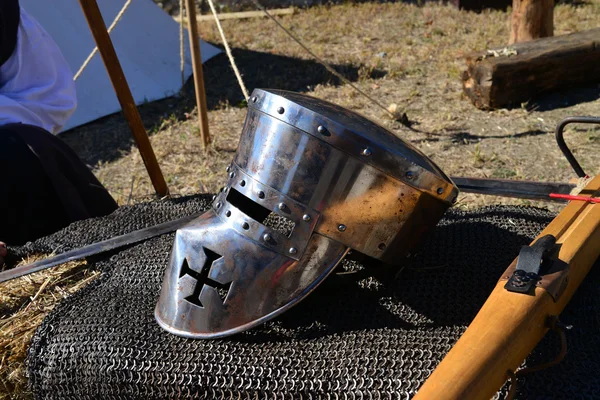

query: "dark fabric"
left=0, top=0, right=19, bottom=67
left=0, top=123, right=117, bottom=245
left=18, top=199, right=599, bottom=399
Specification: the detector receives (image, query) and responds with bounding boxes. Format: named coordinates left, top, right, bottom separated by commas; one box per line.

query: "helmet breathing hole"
left=226, top=188, right=296, bottom=238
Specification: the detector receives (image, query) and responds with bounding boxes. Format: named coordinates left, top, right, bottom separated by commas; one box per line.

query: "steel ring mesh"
left=15, top=195, right=599, bottom=399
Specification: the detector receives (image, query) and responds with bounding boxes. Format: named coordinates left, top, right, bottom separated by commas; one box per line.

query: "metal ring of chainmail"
left=11, top=195, right=599, bottom=399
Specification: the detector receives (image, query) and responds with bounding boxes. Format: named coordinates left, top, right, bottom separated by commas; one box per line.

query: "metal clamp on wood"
left=504, top=235, right=557, bottom=294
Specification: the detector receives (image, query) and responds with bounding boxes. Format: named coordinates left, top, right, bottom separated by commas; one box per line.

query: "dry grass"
left=0, top=257, right=96, bottom=400
left=3, top=1, right=600, bottom=397
left=94, top=106, right=244, bottom=204
left=63, top=0, right=600, bottom=206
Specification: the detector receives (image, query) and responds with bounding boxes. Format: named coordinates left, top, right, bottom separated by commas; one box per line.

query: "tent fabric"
left=19, top=0, right=221, bottom=132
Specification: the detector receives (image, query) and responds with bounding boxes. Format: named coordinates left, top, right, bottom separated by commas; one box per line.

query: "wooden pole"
left=509, top=0, right=554, bottom=44
left=78, top=0, right=169, bottom=197
left=184, top=0, right=211, bottom=147
left=172, top=7, right=295, bottom=23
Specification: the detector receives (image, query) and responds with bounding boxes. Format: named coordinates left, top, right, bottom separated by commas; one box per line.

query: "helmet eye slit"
left=226, top=188, right=296, bottom=238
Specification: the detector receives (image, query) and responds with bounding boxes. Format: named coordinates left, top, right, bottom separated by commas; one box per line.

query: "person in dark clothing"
left=0, top=1, right=118, bottom=266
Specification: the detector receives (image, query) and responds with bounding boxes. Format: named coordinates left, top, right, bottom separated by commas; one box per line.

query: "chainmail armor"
left=16, top=196, right=599, bottom=399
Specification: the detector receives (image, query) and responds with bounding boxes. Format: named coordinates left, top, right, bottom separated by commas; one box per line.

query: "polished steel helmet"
left=155, top=89, right=458, bottom=339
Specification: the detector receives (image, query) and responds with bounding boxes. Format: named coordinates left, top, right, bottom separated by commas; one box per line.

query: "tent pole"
left=77, top=0, right=169, bottom=197
left=184, top=0, right=211, bottom=148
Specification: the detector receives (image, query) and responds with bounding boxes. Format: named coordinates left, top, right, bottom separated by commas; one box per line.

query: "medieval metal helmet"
left=155, top=89, right=458, bottom=339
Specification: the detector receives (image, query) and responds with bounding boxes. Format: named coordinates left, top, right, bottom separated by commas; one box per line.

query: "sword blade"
left=0, top=177, right=575, bottom=283
left=451, top=177, right=575, bottom=202
left=0, top=213, right=201, bottom=283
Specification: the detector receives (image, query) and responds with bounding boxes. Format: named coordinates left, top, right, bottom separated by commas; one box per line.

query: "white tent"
left=20, top=0, right=221, bottom=132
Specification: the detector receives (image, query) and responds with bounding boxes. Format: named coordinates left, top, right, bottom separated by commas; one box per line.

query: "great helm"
left=155, top=89, right=459, bottom=339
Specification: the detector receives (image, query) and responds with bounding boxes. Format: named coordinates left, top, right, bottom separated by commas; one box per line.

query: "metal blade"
left=0, top=178, right=575, bottom=283
left=451, top=177, right=575, bottom=202
left=0, top=213, right=201, bottom=283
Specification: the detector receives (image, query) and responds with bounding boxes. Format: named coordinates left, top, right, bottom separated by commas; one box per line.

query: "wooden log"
left=462, top=28, right=600, bottom=110
left=415, top=173, right=600, bottom=400
left=184, top=0, right=211, bottom=147
left=509, top=0, right=554, bottom=44
left=172, top=8, right=295, bottom=23
left=78, top=0, right=169, bottom=197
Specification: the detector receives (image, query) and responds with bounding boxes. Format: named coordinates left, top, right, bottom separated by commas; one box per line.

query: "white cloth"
left=0, top=7, right=77, bottom=134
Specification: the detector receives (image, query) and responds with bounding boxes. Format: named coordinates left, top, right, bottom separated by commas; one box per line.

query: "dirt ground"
left=2, top=1, right=600, bottom=398
left=63, top=1, right=600, bottom=210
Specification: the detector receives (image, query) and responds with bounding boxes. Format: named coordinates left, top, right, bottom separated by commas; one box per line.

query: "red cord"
left=549, top=193, right=600, bottom=203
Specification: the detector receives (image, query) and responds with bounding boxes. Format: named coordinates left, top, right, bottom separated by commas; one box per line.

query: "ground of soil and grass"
left=2, top=1, right=600, bottom=398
